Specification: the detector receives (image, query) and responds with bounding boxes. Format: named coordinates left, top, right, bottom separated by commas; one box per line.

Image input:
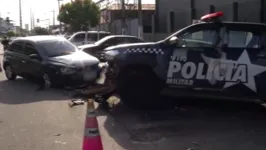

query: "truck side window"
left=73, top=33, right=85, bottom=42
left=178, top=29, right=218, bottom=48
left=228, top=31, right=260, bottom=48
left=87, top=33, right=97, bottom=41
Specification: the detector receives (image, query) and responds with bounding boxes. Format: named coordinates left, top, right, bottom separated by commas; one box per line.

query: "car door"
left=6, top=40, right=26, bottom=75
left=221, top=24, right=265, bottom=98
left=70, top=33, right=86, bottom=46
left=23, top=42, right=43, bottom=78
left=163, top=23, right=223, bottom=91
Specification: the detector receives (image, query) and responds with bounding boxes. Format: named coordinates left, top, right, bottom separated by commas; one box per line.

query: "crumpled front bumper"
left=73, top=62, right=116, bottom=96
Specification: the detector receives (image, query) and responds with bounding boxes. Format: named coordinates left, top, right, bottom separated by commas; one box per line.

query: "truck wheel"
left=117, top=67, right=163, bottom=109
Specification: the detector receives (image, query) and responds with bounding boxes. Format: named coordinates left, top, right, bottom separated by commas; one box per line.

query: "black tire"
left=4, top=64, right=17, bottom=80
left=117, top=67, right=163, bottom=109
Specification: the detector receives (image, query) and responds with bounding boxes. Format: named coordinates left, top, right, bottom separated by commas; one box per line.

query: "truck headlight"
left=60, top=67, right=76, bottom=74
left=104, top=50, right=119, bottom=60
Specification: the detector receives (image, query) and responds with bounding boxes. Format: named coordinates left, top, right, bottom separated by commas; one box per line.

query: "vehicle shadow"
left=0, top=78, right=72, bottom=104
left=96, top=97, right=266, bottom=150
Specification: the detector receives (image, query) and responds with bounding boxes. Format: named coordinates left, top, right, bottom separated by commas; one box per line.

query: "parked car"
left=102, top=12, right=266, bottom=108
left=68, top=31, right=111, bottom=47
left=79, top=35, right=144, bottom=61
left=2, top=36, right=101, bottom=88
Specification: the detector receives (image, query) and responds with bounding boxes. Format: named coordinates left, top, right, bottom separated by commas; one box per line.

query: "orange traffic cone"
left=82, top=99, right=103, bottom=150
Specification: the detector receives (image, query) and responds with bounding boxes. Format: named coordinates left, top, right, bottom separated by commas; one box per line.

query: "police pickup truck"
left=103, top=12, right=266, bottom=108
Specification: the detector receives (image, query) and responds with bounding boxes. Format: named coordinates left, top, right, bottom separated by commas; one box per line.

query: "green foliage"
left=6, top=30, right=16, bottom=37
left=57, top=0, right=100, bottom=32
left=34, top=27, right=49, bottom=35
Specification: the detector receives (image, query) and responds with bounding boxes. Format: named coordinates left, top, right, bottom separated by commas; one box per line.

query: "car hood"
left=78, top=44, right=97, bottom=49
left=104, top=42, right=154, bottom=51
left=47, top=51, right=99, bottom=67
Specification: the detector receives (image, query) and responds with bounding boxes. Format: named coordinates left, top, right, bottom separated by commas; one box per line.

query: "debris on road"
left=54, top=141, right=67, bottom=145
left=54, top=133, right=61, bottom=136
left=68, top=99, right=85, bottom=107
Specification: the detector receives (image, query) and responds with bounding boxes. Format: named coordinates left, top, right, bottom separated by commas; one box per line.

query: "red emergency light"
left=200, top=12, right=224, bottom=22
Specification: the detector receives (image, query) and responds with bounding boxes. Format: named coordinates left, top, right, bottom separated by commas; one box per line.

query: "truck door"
left=164, top=23, right=223, bottom=90
left=221, top=24, right=266, bottom=98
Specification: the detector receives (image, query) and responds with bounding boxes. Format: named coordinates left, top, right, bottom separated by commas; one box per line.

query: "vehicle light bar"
left=200, top=12, right=224, bottom=22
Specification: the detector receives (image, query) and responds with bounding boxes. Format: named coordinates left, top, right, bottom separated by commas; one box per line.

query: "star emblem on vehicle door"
left=201, top=50, right=266, bottom=92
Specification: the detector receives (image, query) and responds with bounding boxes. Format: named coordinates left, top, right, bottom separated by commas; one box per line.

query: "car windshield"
left=38, top=40, right=77, bottom=57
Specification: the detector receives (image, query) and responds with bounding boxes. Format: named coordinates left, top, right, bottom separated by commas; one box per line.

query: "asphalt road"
left=2, top=45, right=266, bottom=150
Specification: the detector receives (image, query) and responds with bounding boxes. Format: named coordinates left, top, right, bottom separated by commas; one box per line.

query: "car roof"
left=78, top=35, right=141, bottom=48
left=74, top=31, right=111, bottom=34
left=223, top=21, right=266, bottom=27
left=103, top=35, right=139, bottom=38
left=14, top=35, right=67, bottom=43
left=194, top=21, right=266, bottom=28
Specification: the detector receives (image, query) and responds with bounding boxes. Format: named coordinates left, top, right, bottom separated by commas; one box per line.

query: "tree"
left=34, top=27, right=49, bottom=35
left=6, top=31, right=16, bottom=37
left=57, top=0, right=100, bottom=32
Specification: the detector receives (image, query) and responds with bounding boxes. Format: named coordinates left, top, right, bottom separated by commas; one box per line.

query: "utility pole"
left=30, top=8, right=32, bottom=31
left=121, top=0, right=126, bottom=34
left=19, top=0, right=22, bottom=35
left=57, top=0, right=63, bottom=34
left=52, top=10, right=55, bottom=26
left=32, top=12, right=35, bottom=29
left=138, top=0, right=143, bottom=39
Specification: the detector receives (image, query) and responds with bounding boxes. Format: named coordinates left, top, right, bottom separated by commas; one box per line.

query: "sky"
left=0, top=0, right=155, bottom=30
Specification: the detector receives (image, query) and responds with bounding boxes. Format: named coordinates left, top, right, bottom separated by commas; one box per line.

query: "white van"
left=68, top=31, right=111, bottom=46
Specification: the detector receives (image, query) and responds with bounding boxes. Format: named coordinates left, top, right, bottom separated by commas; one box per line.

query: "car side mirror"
left=168, top=36, right=179, bottom=45
left=29, top=54, right=40, bottom=60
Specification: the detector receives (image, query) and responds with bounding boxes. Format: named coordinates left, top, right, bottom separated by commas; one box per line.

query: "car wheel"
left=5, top=65, right=17, bottom=80
left=117, top=67, right=163, bottom=109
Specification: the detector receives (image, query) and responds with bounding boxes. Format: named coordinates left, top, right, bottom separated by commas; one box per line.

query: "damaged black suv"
left=103, top=12, right=266, bottom=108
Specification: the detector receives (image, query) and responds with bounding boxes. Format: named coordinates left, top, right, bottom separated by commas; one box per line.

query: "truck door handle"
left=21, top=60, right=26, bottom=63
